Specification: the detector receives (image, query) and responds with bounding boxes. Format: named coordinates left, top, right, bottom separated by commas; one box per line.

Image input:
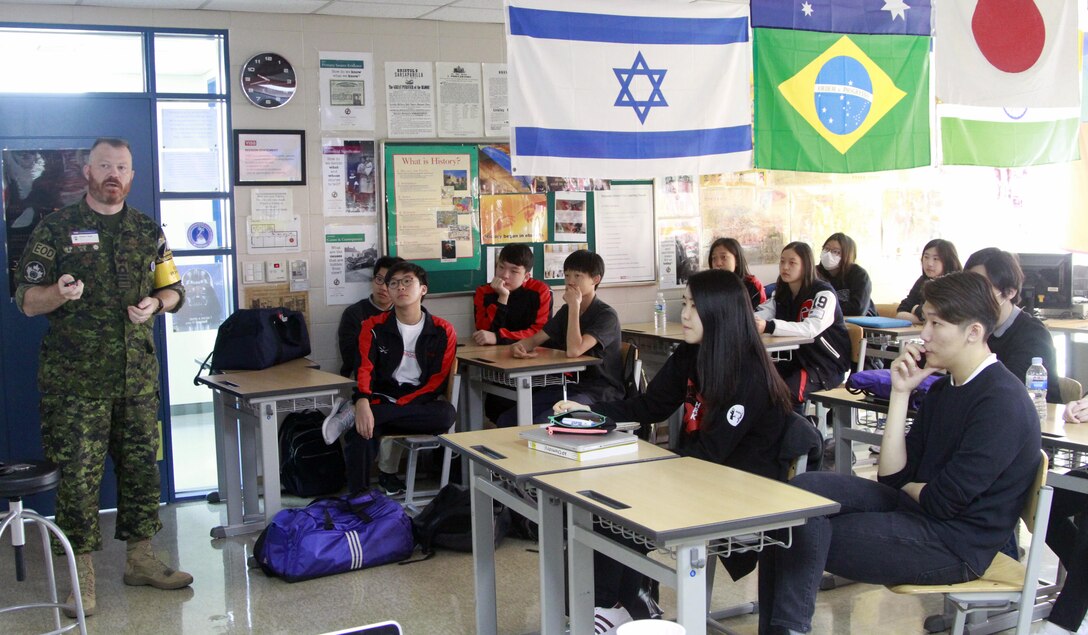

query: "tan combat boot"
left=123, top=539, right=193, bottom=589
left=63, top=552, right=95, bottom=618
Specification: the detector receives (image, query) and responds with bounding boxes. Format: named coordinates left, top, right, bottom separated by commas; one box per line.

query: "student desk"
left=530, top=457, right=839, bottom=635
left=853, top=324, right=923, bottom=363
left=621, top=322, right=812, bottom=369
left=196, top=360, right=353, bottom=537
left=1041, top=404, right=1088, bottom=495
left=456, top=344, right=601, bottom=428
left=438, top=426, right=675, bottom=635
left=807, top=387, right=908, bottom=476
left=1044, top=318, right=1088, bottom=381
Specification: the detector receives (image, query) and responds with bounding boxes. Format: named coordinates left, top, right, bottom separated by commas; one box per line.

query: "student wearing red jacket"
left=471, top=243, right=552, bottom=345
left=326, top=261, right=457, bottom=495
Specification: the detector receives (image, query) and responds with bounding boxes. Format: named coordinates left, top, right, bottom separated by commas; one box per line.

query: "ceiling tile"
left=316, top=2, right=431, bottom=19
left=450, top=0, right=503, bottom=9
left=203, top=0, right=327, bottom=13
left=426, top=6, right=503, bottom=22
left=77, top=0, right=207, bottom=8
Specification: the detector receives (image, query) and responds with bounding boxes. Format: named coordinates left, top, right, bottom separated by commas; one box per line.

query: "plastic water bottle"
left=653, top=292, right=667, bottom=331
left=1025, top=357, right=1048, bottom=422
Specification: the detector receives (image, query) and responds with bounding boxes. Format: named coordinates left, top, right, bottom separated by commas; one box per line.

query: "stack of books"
left=519, top=427, right=637, bottom=461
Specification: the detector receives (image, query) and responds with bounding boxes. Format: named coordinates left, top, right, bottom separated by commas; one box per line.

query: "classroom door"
left=0, top=95, right=158, bottom=514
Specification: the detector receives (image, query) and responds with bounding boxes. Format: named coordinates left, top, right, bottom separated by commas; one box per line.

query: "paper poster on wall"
left=553, top=191, right=588, bottom=242
left=321, top=139, right=377, bottom=217
left=544, top=242, right=589, bottom=280
left=246, top=216, right=301, bottom=254
left=436, top=62, right=483, bottom=138
left=325, top=224, right=379, bottom=305
left=244, top=283, right=310, bottom=325
left=172, top=262, right=228, bottom=332
left=658, top=220, right=701, bottom=289
left=482, top=63, right=509, bottom=138
left=699, top=186, right=790, bottom=266
left=478, top=144, right=532, bottom=194
left=656, top=175, right=699, bottom=219
left=480, top=194, right=547, bottom=245
left=390, top=151, right=477, bottom=267
left=594, top=185, right=656, bottom=283
left=319, top=51, right=375, bottom=131
left=385, top=62, right=436, bottom=138
left=159, top=107, right=222, bottom=193
left=250, top=189, right=292, bottom=221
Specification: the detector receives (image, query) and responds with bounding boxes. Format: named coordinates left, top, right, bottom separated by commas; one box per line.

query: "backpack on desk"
left=193, top=307, right=311, bottom=384
left=252, top=490, right=413, bottom=582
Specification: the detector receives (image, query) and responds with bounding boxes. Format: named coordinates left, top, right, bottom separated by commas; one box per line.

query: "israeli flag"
left=506, top=0, right=752, bottom=179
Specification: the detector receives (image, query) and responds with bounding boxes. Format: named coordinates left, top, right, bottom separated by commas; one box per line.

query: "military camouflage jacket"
left=15, top=199, right=185, bottom=398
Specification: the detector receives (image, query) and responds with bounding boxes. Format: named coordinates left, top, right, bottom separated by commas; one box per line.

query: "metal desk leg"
left=260, top=401, right=282, bottom=521
left=212, top=396, right=244, bottom=538
left=208, top=391, right=229, bottom=504
left=568, top=504, right=596, bottom=635
left=239, top=407, right=260, bottom=522
left=676, top=543, right=709, bottom=635
left=469, top=462, right=498, bottom=635
left=516, top=376, right=533, bottom=426
left=833, top=406, right=853, bottom=476
left=466, top=366, right=485, bottom=432
left=538, top=492, right=565, bottom=635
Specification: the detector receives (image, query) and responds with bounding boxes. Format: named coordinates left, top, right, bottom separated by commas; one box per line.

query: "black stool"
left=0, top=460, right=86, bottom=634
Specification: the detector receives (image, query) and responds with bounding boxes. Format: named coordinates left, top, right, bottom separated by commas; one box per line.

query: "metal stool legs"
left=0, top=498, right=87, bottom=635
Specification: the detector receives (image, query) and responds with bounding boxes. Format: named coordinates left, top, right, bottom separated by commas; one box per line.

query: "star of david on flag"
left=505, top=0, right=752, bottom=179
left=752, top=0, right=930, bottom=173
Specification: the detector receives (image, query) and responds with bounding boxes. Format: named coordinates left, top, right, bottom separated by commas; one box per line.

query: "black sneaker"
left=378, top=472, right=406, bottom=496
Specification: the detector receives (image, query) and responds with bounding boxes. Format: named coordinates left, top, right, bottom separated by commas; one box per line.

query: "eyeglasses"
left=385, top=277, right=418, bottom=290
left=373, top=275, right=386, bottom=285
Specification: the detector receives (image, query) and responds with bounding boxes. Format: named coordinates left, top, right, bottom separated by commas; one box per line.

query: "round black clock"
left=241, top=52, right=297, bottom=109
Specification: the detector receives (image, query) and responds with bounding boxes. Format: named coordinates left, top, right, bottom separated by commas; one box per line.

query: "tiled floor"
left=0, top=454, right=1061, bottom=634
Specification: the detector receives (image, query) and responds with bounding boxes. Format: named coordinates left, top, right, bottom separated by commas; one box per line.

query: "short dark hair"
left=923, top=239, right=961, bottom=274
left=922, top=271, right=1000, bottom=337
left=373, top=256, right=404, bottom=278
left=964, top=247, right=1024, bottom=303
left=563, top=250, right=605, bottom=288
left=498, top=244, right=533, bottom=271
left=88, top=137, right=131, bottom=156
left=707, top=237, right=754, bottom=277
left=386, top=261, right=428, bottom=289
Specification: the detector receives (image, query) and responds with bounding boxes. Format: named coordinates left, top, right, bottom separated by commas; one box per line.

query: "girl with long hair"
left=708, top=236, right=766, bottom=309
left=816, top=232, right=876, bottom=317
left=896, top=238, right=962, bottom=324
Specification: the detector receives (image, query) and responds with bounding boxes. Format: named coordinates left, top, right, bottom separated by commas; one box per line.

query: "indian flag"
left=938, top=105, right=1081, bottom=167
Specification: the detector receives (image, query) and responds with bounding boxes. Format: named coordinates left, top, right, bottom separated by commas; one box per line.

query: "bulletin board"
left=382, top=141, right=656, bottom=295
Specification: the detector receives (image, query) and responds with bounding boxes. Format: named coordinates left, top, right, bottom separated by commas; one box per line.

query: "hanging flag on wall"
left=936, top=0, right=1080, bottom=167
left=751, top=0, right=931, bottom=174
left=505, top=0, right=752, bottom=179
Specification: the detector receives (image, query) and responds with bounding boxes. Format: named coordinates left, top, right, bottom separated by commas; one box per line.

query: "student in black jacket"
left=758, top=272, right=1041, bottom=634
left=755, top=242, right=852, bottom=407
left=816, top=232, right=877, bottom=317
left=965, top=247, right=1061, bottom=403
left=555, top=269, right=795, bottom=630
left=896, top=239, right=961, bottom=324
left=708, top=236, right=766, bottom=310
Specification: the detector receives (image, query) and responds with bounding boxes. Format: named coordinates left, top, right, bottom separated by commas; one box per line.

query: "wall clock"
left=241, top=52, right=297, bottom=109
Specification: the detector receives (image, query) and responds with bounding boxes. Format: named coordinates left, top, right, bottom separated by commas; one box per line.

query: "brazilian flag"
left=753, top=27, right=930, bottom=173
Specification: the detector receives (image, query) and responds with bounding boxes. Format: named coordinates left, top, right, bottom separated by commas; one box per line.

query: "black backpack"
left=409, top=484, right=511, bottom=557
left=279, top=410, right=346, bottom=497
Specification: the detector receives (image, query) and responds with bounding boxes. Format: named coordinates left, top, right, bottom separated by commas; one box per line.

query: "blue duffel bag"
left=253, top=490, right=414, bottom=582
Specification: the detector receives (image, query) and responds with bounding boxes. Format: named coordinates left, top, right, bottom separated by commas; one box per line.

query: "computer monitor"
left=1017, top=252, right=1073, bottom=310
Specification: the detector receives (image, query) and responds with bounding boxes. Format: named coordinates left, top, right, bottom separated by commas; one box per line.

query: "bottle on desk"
left=1025, top=357, right=1048, bottom=422
left=654, top=292, right=667, bottom=331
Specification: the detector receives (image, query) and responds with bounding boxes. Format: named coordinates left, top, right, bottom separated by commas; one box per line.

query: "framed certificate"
left=234, top=129, right=306, bottom=185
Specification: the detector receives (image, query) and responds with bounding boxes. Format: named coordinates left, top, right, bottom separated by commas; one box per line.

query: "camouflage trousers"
left=40, top=393, right=163, bottom=554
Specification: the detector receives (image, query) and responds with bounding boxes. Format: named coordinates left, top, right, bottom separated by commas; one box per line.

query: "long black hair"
left=819, top=232, right=858, bottom=284
left=773, top=241, right=817, bottom=306
left=923, top=238, right=962, bottom=276
left=687, top=270, right=793, bottom=419
left=707, top=237, right=755, bottom=278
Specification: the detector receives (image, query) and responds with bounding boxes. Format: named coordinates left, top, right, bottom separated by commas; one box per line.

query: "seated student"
left=471, top=243, right=552, bottom=345
left=758, top=271, right=1041, bottom=635
left=965, top=247, right=1061, bottom=403
left=496, top=249, right=623, bottom=427
left=708, top=236, right=766, bottom=310
left=815, top=232, right=877, bottom=317
left=324, top=261, right=457, bottom=495
left=554, top=269, right=794, bottom=630
left=755, top=242, right=851, bottom=407
left=1036, top=397, right=1088, bottom=635
left=896, top=239, right=961, bottom=324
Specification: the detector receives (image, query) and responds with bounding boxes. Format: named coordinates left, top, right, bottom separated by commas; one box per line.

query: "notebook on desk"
left=518, top=428, right=637, bottom=452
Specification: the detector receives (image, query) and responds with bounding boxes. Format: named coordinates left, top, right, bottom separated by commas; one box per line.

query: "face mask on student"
left=820, top=250, right=842, bottom=270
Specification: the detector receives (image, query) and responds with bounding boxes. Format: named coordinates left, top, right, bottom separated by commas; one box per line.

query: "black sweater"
left=818, top=263, right=877, bottom=317
left=896, top=274, right=930, bottom=316
left=879, top=362, right=1041, bottom=575
left=989, top=309, right=1061, bottom=403
left=591, top=343, right=789, bottom=481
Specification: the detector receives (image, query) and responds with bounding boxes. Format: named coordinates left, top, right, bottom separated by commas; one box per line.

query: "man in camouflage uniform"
left=15, top=137, right=192, bottom=617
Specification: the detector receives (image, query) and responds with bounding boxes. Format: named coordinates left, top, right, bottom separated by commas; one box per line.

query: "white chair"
left=888, top=450, right=1054, bottom=635
left=390, top=359, right=461, bottom=513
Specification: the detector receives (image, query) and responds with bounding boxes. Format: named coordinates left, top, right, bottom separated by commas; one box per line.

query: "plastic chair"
left=1057, top=376, right=1083, bottom=403
left=845, top=323, right=867, bottom=375
left=390, top=358, right=461, bottom=513
left=0, top=459, right=87, bottom=635
left=888, top=450, right=1053, bottom=635
left=875, top=303, right=899, bottom=318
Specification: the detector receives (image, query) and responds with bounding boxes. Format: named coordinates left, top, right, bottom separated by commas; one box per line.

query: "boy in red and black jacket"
left=472, top=243, right=552, bottom=345
left=329, top=261, right=457, bottom=494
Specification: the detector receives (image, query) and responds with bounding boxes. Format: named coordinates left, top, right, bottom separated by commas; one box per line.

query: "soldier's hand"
left=127, top=296, right=158, bottom=325
left=57, top=274, right=83, bottom=301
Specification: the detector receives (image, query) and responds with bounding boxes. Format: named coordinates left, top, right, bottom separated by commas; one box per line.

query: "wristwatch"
left=154, top=296, right=165, bottom=315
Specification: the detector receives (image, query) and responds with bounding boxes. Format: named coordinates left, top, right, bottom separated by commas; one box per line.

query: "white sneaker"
left=1033, top=620, right=1076, bottom=635
left=322, top=398, right=355, bottom=445
left=594, top=605, right=632, bottom=634
left=1078, top=614, right=1088, bottom=635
